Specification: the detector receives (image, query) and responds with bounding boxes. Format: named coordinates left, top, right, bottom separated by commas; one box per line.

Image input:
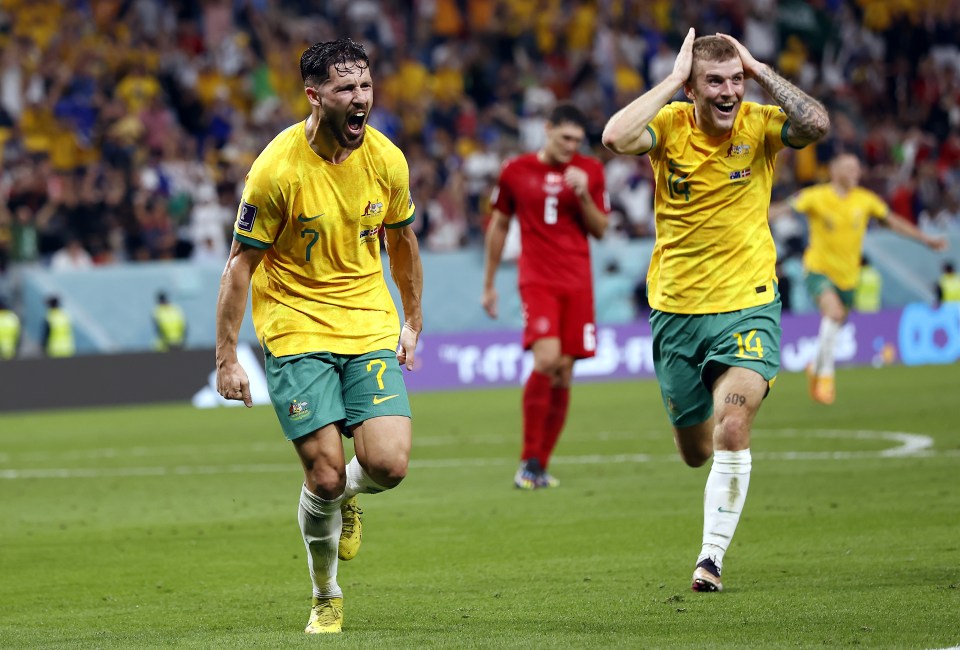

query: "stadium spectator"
left=153, top=291, right=187, bottom=352
left=214, top=38, right=422, bottom=635
left=770, top=153, right=947, bottom=405
left=0, top=295, right=20, bottom=360
left=0, top=1, right=956, bottom=268
left=188, top=182, right=236, bottom=261
left=936, top=261, right=960, bottom=305
left=482, top=103, right=610, bottom=490
left=49, top=237, right=93, bottom=272
left=602, top=29, right=829, bottom=593
left=42, top=295, right=74, bottom=358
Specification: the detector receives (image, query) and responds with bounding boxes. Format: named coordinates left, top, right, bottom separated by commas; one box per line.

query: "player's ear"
left=304, top=85, right=321, bottom=107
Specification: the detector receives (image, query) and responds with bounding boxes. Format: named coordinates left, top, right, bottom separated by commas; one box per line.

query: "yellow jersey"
left=646, top=102, right=792, bottom=313
left=792, top=184, right=887, bottom=290
left=234, top=122, right=415, bottom=357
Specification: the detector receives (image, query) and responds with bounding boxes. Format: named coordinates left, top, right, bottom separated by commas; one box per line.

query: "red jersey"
left=491, top=152, right=608, bottom=290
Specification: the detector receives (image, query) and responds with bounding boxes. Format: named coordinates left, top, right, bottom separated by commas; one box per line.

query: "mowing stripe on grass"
left=0, top=430, right=945, bottom=480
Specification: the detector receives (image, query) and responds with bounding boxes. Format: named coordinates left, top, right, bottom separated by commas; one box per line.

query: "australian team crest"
left=360, top=199, right=384, bottom=241
left=288, top=399, right=310, bottom=420
left=361, top=200, right=384, bottom=217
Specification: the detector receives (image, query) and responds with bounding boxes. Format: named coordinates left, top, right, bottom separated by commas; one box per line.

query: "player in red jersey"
left=482, top=103, right=610, bottom=489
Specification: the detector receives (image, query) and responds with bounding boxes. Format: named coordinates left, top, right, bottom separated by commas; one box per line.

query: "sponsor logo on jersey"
left=297, top=213, right=323, bottom=223
left=238, top=202, right=258, bottom=232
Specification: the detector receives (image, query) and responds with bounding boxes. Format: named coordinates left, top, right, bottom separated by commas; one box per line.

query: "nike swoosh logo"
left=372, top=394, right=399, bottom=405
left=717, top=507, right=740, bottom=514
left=297, top=214, right=324, bottom=223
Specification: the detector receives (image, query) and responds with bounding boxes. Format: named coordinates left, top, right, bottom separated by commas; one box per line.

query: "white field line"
left=0, top=430, right=952, bottom=480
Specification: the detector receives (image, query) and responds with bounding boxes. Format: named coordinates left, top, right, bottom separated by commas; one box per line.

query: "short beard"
left=321, top=114, right=364, bottom=150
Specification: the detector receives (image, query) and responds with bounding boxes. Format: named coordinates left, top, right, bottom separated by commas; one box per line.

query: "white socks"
left=814, top=317, right=841, bottom=377
left=345, top=456, right=386, bottom=499
left=699, top=449, right=752, bottom=572
left=298, top=485, right=344, bottom=599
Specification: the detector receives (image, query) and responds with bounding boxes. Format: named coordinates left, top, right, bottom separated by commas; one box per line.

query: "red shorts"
left=519, top=283, right=597, bottom=359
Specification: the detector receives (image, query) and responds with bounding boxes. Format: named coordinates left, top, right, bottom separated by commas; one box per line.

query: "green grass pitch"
left=1, top=364, right=958, bottom=649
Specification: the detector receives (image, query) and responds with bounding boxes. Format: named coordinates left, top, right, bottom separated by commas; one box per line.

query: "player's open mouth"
left=347, top=111, right=366, bottom=135
left=715, top=102, right=736, bottom=114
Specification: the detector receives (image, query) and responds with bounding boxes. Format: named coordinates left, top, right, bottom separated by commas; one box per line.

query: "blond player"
left=771, top=153, right=947, bottom=404
left=603, top=29, right=829, bottom=592
left=215, top=38, right=422, bottom=634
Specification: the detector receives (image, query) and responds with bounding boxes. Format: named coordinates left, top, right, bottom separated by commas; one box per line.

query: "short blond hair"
left=691, top=36, right=739, bottom=77
left=692, top=36, right=738, bottom=63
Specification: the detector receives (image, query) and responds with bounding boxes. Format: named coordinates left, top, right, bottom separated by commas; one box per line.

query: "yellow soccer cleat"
left=338, top=496, right=362, bottom=561
left=806, top=366, right=836, bottom=405
left=813, top=375, right=836, bottom=405
left=805, top=364, right=818, bottom=401
left=304, top=596, right=343, bottom=634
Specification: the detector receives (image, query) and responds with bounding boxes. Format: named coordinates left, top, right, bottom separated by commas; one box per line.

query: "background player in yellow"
left=214, top=38, right=423, bottom=635
left=770, top=153, right=946, bottom=404
left=602, top=28, right=829, bottom=593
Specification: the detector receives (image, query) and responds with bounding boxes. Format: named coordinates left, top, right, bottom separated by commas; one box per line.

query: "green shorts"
left=804, top=271, right=855, bottom=309
left=649, top=296, right=782, bottom=427
left=265, top=349, right=411, bottom=441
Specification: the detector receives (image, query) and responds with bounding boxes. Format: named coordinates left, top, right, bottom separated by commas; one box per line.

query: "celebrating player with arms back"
left=603, top=29, right=829, bottom=592
left=771, top=153, right=947, bottom=405
left=215, top=38, right=422, bottom=634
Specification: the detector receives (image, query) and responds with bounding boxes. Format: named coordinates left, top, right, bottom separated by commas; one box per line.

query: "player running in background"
left=482, top=103, right=610, bottom=490
left=215, top=38, right=423, bottom=634
left=770, top=153, right=947, bottom=404
left=602, top=29, right=829, bottom=592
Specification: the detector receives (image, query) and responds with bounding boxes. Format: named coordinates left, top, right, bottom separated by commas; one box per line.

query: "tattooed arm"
left=718, top=33, right=830, bottom=147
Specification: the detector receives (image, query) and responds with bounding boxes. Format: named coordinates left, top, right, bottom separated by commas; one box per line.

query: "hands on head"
left=672, top=28, right=766, bottom=83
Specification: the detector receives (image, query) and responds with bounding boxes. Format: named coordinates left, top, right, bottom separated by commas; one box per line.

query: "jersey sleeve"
left=234, top=159, right=288, bottom=249
left=763, top=104, right=794, bottom=156
left=384, top=153, right=416, bottom=229
left=865, top=190, right=890, bottom=222
left=645, top=106, right=671, bottom=161
left=790, top=187, right=814, bottom=214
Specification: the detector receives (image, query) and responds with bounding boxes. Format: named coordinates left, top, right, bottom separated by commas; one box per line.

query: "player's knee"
left=715, top=412, right=751, bottom=449
left=533, top=357, right=563, bottom=377
left=367, top=457, right=408, bottom=489
left=307, top=467, right=346, bottom=500
left=821, top=304, right=842, bottom=322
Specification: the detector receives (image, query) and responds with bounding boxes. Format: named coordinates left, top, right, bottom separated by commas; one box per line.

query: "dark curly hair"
left=300, top=38, right=370, bottom=87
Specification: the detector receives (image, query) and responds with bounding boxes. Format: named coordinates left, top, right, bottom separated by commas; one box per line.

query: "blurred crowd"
left=1, top=0, right=959, bottom=275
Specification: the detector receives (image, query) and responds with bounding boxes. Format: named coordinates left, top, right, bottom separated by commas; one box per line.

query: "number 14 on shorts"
left=733, top=330, right=764, bottom=358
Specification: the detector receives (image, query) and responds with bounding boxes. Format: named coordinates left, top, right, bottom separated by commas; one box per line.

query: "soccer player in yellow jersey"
left=214, top=39, right=423, bottom=634
left=602, top=29, right=829, bottom=593
left=771, top=153, right=946, bottom=404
